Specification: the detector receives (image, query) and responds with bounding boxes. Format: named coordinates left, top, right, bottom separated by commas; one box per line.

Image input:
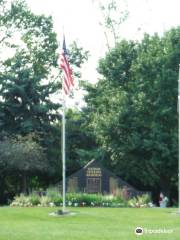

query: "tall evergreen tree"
left=0, top=0, right=89, bottom=202
left=0, top=0, right=60, bottom=135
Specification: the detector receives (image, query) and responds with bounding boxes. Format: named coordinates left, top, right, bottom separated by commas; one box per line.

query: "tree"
left=0, top=134, right=46, bottom=195
left=0, top=0, right=88, bottom=136
left=62, top=109, right=100, bottom=174
left=0, top=0, right=60, bottom=135
left=0, top=0, right=89, bottom=201
left=94, top=0, right=129, bottom=49
left=84, top=27, right=180, bottom=200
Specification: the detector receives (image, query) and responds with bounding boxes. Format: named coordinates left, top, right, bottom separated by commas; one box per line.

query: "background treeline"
left=0, top=0, right=179, bottom=205
left=83, top=28, right=180, bottom=205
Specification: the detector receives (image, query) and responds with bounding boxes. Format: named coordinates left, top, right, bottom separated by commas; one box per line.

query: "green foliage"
left=0, top=134, right=46, bottom=171
left=66, top=193, right=102, bottom=206
left=0, top=0, right=89, bottom=203
left=98, top=0, right=129, bottom=48
left=65, top=109, right=99, bottom=173
left=0, top=0, right=60, bottom=137
left=10, top=194, right=32, bottom=207
left=69, top=41, right=89, bottom=78
left=0, top=0, right=88, bottom=137
left=46, top=187, right=62, bottom=206
left=10, top=191, right=135, bottom=208
left=128, top=194, right=152, bottom=208
left=84, top=27, right=180, bottom=199
left=29, top=194, right=40, bottom=206
left=0, top=134, right=47, bottom=194
left=39, top=196, right=51, bottom=207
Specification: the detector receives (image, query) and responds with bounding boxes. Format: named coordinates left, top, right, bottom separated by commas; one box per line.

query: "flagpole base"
left=57, top=209, right=70, bottom=215
left=49, top=209, right=77, bottom=217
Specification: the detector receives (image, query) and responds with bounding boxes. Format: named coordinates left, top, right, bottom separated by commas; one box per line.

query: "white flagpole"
left=178, top=64, right=180, bottom=213
left=61, top=28, right=66, bottom=213
left=62, top=87, right=66, bottom=213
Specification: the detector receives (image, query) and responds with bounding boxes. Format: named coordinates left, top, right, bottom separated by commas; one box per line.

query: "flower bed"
left=10, top=189, right=151, bottom=208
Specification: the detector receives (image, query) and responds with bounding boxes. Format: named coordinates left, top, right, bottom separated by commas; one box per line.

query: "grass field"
left=0, top=207, right=179, bottom=240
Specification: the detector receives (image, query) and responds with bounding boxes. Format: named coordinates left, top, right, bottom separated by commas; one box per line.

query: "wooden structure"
left=65, top=159, right=145, bottom=197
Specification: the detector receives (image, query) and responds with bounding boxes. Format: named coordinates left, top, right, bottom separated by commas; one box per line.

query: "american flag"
left=59, top=37, right=74, bottom=95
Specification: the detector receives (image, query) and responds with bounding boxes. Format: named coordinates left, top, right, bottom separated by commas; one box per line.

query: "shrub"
left=66, top=193, right=103, bottom=206
left=65, top=193, right=127, bottom=207
left=52, top=196, right=63, bottom=206
left=29, top=194, right=40, bottom=206
left=40, top=196, right=51, bottom=207
left=10, top=192, right=150, bottom=208
left=46, top=187, right=59, bottom=199
left=46, top=187, right=62, bottom=206
left=10, top=194, right=32, bottom=207
left=128, top=194, right=151, bottom=208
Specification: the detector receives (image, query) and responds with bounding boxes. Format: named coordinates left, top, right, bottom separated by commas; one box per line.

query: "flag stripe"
left=64, top=76, right=70, bottom=90
left=60, top=60, right=71, bottom=86
left=59, top=37, right=74, bottom=95
left=62, top=56, right=74, bottom=85
left=60, top=56, right=74, bottom=87
left=63, top=86, right=68, bottom=95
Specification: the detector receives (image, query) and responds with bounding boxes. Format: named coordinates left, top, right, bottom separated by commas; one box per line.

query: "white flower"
left=49, top=202, right=55, bottom=207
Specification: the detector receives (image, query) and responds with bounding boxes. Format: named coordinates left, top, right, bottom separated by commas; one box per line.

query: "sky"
left=25, top=0, right=180, bottom=81
left=25, top=0, right=180, bottom=107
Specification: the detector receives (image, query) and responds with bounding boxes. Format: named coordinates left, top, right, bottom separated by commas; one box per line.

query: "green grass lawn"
left=0, top=207, right=179, bottom=240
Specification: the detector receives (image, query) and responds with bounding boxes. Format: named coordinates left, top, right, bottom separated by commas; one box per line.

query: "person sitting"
left=159, top=192, right=168, bottom=208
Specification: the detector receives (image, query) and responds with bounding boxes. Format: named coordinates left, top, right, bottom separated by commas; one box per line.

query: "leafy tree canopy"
left=84, top=27, right=180, bottom=197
